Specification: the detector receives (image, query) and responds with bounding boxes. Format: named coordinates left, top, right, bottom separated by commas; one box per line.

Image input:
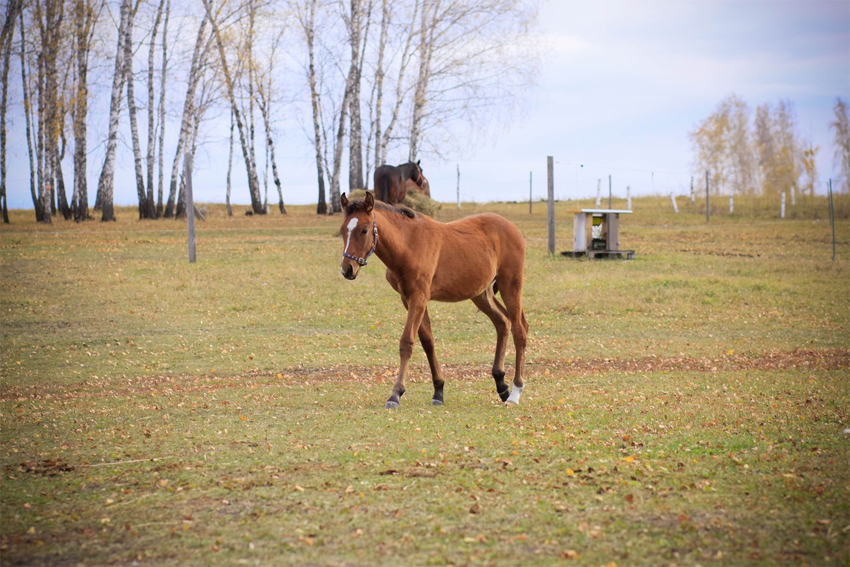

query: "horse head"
left=339, top=192, right=378, bottom=280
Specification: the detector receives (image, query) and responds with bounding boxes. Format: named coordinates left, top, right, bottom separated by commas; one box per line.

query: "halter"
left=342, top=213, right=378, bottom=266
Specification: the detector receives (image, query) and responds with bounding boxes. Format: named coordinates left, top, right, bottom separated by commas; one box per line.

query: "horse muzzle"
left=341, top=263, right=358, bottom=280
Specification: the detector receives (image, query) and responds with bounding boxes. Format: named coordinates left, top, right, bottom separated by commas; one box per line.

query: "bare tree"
left=124, top=0, right=153, bottom=219
left=296, top=0, right=327, bottom=214
left=830, top=98, right=850, bottom=193
left=202, top=0, right=264, bottom=213
left=255, top=28, right=287, bottom=214
left=146, top=0, right=166, bottom=218
left=95, top=0, right=131, bottom=222
left=1, top=0, right=24, bottom=223
left=19, top=10, right=41, bottom=220
left=71, top=0, right=100, bottom=221
left=155, top=0, right=169, bottom=216
left=164, top=11, right=208, bottom=218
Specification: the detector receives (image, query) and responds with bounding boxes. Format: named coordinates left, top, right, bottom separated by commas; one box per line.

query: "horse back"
left=374, top=165, right=401, bottom=204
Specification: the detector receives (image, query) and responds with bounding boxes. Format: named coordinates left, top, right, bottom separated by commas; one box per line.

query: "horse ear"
left=416, top=159, right=420, bottom=167
left=364, top=191, right=374, bottom=213
left=341, top=193, right=349, bottom=209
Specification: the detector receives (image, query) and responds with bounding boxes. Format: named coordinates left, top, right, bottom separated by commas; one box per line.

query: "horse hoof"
left=385, top=401, right=400, bottom=410
left=498, top=389, right=510, bottom=402
left=504, top=400, right=519, bottom=407
left=430, top=399, right=444, bottom=406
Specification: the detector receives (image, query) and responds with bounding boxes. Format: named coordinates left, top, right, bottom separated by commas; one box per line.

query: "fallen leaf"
left=562, top=550, right=580, bottom=559
left=470, top=502, right=481, bottom=514
left=566, top=469, right=575, bottom=476
left=624, top=493, right=634, bottom=503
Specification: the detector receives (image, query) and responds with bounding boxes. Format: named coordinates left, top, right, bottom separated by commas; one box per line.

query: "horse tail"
left=378, top=177, right=389, bottom=203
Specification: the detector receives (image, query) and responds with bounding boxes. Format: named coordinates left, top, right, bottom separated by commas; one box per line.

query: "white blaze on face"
left=344, top=217, right=359, bottom=254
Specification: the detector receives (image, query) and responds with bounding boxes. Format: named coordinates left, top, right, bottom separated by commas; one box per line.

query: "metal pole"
left=529, top=171, right=532, bottom=214
left=829, top=179, right=836, bottom=261
left=547, top=156, right=555, bottom=255
left=705, top=170, right=710, bottom=223
left=608, top=174, right=612, bottom=209
left=184, top=151, right=196, bottom=263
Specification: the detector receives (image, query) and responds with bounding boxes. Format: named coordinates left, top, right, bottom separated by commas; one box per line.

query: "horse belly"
left=429, top=246, right=498, bottom=302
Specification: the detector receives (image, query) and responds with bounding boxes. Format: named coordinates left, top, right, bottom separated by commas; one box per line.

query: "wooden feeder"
left=562, top=209, right=635, bottom=259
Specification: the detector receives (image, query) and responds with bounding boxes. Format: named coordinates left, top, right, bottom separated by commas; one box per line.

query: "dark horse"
left=373, top=161, right=425, bottom=204
left=339, top=191, right=528, bottom=408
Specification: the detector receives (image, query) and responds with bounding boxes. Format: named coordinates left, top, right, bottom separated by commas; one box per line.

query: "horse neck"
left=373, top=208, right=413, bottom=267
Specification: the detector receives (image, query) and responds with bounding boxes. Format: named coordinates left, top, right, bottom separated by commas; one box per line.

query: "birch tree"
left=164, top=11, right=208, bottom=218
left=95, top=0, right=131, bottom=222
left=146, top=0, right=166, bottom=218
left=830, top=98, right=849, bottom=193
left=124, top=0, right=152, bottom=219
left=0, top=0, right=24, bottom=224
left=71, top=0, right=99, bottom=221
left=296, top=0, right=328, bottom=214
left=202, top=0, right=264, bottom=214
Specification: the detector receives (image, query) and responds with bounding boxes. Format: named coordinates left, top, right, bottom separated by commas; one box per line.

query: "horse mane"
left=345, top=198, right=420, bottom=220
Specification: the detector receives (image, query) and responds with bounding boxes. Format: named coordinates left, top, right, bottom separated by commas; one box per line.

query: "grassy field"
left=1, top=196, right=848, bottom=566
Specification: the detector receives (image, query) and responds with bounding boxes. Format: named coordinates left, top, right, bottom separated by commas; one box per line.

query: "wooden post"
left=670, top=192, right=678, bottom=213
left=626, top=185, right=631, bottom=210
left=185, top=151, right=196, bottom=263
left=829, top=178, right=836, bottom=261
left=729, top=193, right=734, bottom=214
left=608, top=174, right=612, bottom=209
left=529, top=171, right=532, bottom=214
left=781, top=192, right=786, bottom=219
left=705, top=170, right=709, bottom=223
left=690, top=176, right=694, bottom=203
left=547, top=156, right=555, bottom=255
left=595, top=179, right=601, bottom=208
left=456, top=164, right=460, bottom=210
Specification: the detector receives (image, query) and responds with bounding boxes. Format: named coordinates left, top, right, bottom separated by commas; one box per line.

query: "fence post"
left=529, top=171, right=532, bottom=214
left=670, top=192, right=678, bottom=213
left=828, top=179, right=836, bottom=261
left=781, top=192, right=786, bottom=218
left=626, top=186, right=631, bottom=210
left=791, top=186, right=796, bottom=207
left=595, top=179, right=601, bottom=208
left=705, top=170, right=710, bottom=223
left=547, top=156, right=555, bottom=255
left=608, top=174, right=612, bottom=209
left=690, top=176, right=695, bottom=203
left=729, top=193, right=734, bottom=214
left=184, top=151, right=196, bottom=263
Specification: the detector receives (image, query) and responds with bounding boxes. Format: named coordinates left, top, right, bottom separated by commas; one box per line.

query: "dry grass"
left=1, top=198, right=848, bottom=566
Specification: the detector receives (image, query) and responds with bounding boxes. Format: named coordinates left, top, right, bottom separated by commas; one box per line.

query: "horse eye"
left=361, top=229, right=368, bottom=235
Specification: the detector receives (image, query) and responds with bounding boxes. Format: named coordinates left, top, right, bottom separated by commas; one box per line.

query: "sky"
left=4, top=0, right=850, bottom=209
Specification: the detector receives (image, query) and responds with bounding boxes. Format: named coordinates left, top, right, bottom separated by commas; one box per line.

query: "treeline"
left=689, top=94, right=850, bottom=199
left=0, top=0, right=539, bottom=223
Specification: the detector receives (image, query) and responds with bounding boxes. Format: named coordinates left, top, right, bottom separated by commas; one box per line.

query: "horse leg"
left=418, top=307, right=446, bottom=405
left=386, top=295, right=428, bottom=409
left=471, top=285, right=512, bottom=402
left=496, top=276, right=528, bottom=405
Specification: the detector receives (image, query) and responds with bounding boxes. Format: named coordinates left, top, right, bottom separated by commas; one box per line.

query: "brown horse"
left=373, top=161, right=425, bottom=204
left=405, top=174, right=430, bottom=197
left=339, top=191, right=528, bottom=408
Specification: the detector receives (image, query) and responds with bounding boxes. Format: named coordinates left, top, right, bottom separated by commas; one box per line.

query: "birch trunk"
left=124, top=2, right=150, bottom=219
left=146, top=0, right=165, bottom=218
left=19, top=13, right=41, bottom=220
left=370, top=0, right=388, bottom=175
left=95, top=0, right=130, bottom=222
left=226, top=109, right=233, bottom=216
left=156, top=0, right=169, bottom=217
left=202, top=0, right=263, bottom=214
left=42, top=0, right=64, bottom=222
left=257, top=84, right=286, bottom=214
left=302, top=0, right=327, bottom=214
left=346, top=0, right=363, bottom=192
left=408, top=0, right=437, bottom=161
left=379, top=0, right=417, bottom=165
left=72, top=0, right=96, bottom=221
left=164, top=13, right=207, bottom=218
left=0, top=0, right=23, bottom=223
